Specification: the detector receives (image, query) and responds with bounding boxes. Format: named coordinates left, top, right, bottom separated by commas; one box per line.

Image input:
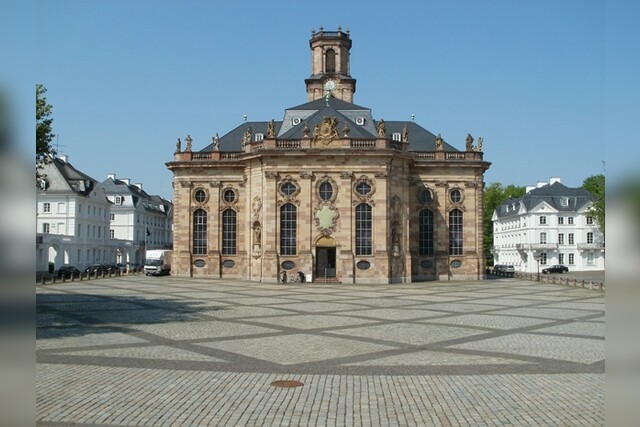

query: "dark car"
left=492, top=264, right=515, bottom=277
left=57, top=265, right=81, bottom=279
left=84, top=264, right=107, bottom=275
left=542, top=264, right=569, bottom=274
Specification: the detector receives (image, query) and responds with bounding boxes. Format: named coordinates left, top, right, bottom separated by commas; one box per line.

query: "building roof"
left=495, top=181, right=594, bottom=219
left=198, top=95, right=458, bottom=153
left=38, top=156, right=99, bottom=196
left=102, top=176, right=172, bottom=215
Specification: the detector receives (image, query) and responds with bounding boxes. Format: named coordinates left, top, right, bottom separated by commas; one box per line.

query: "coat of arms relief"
left=313, top=116, right=339, bottom=146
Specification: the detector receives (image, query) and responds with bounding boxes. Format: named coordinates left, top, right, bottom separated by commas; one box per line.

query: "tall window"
left=558, top=233, right=565, bottom=245
left=419, top=209, right=434, bottom=256
left=568, top=217, right=574, bottom=225
left=568, top=233, right=575, bottom=245
left=587, top=232, right=594, bottom=244
left=558, top=217, right=564, bottom=225
left=586, top=216, right=594, bottom=225
left=355, top=203, right=372, bottom=255
left=568, top=253, right=575, bottom=265
left=42, top=223, right=50, bottom=233
left=558, top=253, right=564, bottom=265
left=449, top=209, right=463, bottom=255
left=222, top=209, right=237, bottom=255
left=192, top=209, right=207, bottom=255
left=540, top=232, right=547, bottom=244
left=325, top=49, right=336, bottom=73
left=110, top=229, right=115, bottom=239
left=43, top=202, right=51, bottom=213
left=540, top=253, right=547, bottom=265
left=539, top=216, right=547, bottom=225
left=280, top=203, right=297, bottom=255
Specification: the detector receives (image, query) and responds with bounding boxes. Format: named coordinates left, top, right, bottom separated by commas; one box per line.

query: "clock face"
left=324, top=80, right=336, bottom=91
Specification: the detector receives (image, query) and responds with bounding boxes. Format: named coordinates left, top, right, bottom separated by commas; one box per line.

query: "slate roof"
left=101, top=177, right=172, bottom=215
left=42, top=157, right=98, bottom=196
left=495, top=182, right=595, bottom=219
left=198, top=96, right=459, bottom=153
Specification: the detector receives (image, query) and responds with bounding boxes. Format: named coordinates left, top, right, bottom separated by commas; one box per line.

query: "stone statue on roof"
left=212, top=133, right=220, bottom=151
left=402, top=125, right=409, bottom=143
left=466, top=133, right=474, bottom=151
left=185, top=135, right=192, bottom=152
left=435, top=134, right=444, bottom=151
left=243, top=126, right=252, bottom=148
left=477, top=137, right=483, bottom=152
left=267, top=120, right=275, bottom=138
left=175, top=138, right=181, bottom=154
left=377, top=119, right=386, bottom=137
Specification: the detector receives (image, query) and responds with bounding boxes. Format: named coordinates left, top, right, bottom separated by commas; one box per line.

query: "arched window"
left=280, top=203, right=297, bottom=255
left=325, top=49, right=336, bottom=73
left=222, top=209, right=236, bottom=255
left=419, top=209, right=434, bottom=256
left=193, top=209, right=207, bottom=255
left=355, top=203, right=372, bottom=255
left=449, top=209, right=463, bottom=255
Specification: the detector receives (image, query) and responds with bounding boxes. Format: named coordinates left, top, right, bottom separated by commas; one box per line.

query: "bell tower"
left=305, top=27, right=357, bottom=103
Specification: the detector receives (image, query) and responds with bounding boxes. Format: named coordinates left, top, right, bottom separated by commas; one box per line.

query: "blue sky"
left=30, top=0, right=637, bottom=199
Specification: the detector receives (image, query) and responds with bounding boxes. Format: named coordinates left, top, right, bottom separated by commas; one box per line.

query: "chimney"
left=133, top=183, right=143, bottom=190
left=58, top=154, right=68, bottom=163
left=536, top=181, right=547, bottom=188
left=107, top=173, right=116, bottom=180
left=526, top=185, right=536, bottom=193
left=549, top=176, right=562, bottom=185
left=121, top=178, right=130, bottom=185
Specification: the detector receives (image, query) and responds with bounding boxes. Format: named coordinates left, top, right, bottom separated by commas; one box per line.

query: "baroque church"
left=167, top=29, right=490, bottom=283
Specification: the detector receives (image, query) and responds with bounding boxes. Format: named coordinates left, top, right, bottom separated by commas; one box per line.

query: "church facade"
left=167, top=29, right=490, bottom=283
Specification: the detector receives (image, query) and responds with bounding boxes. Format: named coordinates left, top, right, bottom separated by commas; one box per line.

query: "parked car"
left=57, top=265, right=81, bottom=279
left=84, top=264, right=107, bottom=275
left=492, top=264, right=515, bottom=277
left=542, top=264, right=569, bottom=274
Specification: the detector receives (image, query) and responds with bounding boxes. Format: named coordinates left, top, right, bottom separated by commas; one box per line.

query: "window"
left=254, top=133, right=264, bottom=142
left=419, top=209, right=434, bottom=256
left=325, top=48, right=336, bottom=73
left=450, top=189, right=462, bottom=203
left=281, top=182, right=297, bottom=196
left=110, top=213, right=115, bottom=221
left=560, top=197, right=569, bottom=207
left=110, top=229, right=115, bottom=239
left=42, top=223, right=50, bottom=233
left=540, top=253, right=547, bottom=265
left=539, top=216, right=547, bottom=225
left=392, top=132, right=402, bottom=142
left=568, top=253, right=575, bottom=265
left=115, top=196, right=123, bottom=205
left=540, top=232, right=547, bottom=244
left=58, top=202, right=66, bottom=213
left=558, top=217, right=564, bottom=225
left=419, top=188, right=432, bottom=204
left=192, top=209, right=207, bottom=255
left=568, top=233, right=575, bottom=245
left=319, top=181, right=333, bottom=201
left=568, top=217, right=574, bottom=225
left=586, top=216, right=594, bottom=225
left=449, top=209, right=463, bottom=255
left=587, top=232, right=594, bottom=244
left=558, top=233, right=564, bottom=245
left=222, top=209, right=237, bottom=255
left=558, top=253, right=564, bottom=265
left=194, top=189, right=206, bottom=203
left=280, top=203, right=297, bottom=255
left=355, top=203, right=372, bottom=255
left=43, top=203, right=50, bottom=213
left=355, top=181, right=371, bottom=196
left=223, top=189, right=236, bottom=203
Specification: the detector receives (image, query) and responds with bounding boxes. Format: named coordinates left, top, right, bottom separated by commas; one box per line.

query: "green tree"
left=36, top=83, right=55, bottom=179
left=483, top=182, right=525, bottom=264
left=582, top=174, right=605, bottom=233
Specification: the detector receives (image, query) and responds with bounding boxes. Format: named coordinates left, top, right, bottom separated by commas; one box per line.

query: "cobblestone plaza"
left=37, top=276, right=604, bottom=426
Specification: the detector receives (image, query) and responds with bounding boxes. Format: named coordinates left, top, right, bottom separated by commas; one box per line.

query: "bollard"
left=61, top=275, right=66, bottom=283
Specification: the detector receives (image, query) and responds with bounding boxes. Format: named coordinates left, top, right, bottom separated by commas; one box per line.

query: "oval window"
left=281, top=260, right=295, bottom=270
left=450, top=260, right=462, bottom=269
left=450, top=189, right=462, bottom=203
left=222, top=260, right=235, bottom=268
left=194, top=189, right=206, bottom=203
left=356, top=260, right=371, bottom=270
left=420, top=259, right=433, bottom=269
left=355, top=181, right=372, bottom=196
left=319, top=181, right=333, bottom=201
left=223, top=189, right=236, bottom=203
left=193, top=259, right=206, bottom=268
left=281, top=182, right=297, bottom=196
left=419, top=189, right=432, bottom=204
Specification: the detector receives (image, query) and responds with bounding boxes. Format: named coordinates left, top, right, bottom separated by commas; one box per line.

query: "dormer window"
left=115, top=196, right=123, bottom=205
left=254, top=133, right=264, bottom=142
left=392, top=132, right=402, bottom=142
left=560, top=197, right=569, bottom=207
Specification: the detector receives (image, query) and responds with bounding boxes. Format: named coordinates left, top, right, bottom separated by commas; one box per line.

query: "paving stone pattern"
left=37, top=277, right=604, bottom=426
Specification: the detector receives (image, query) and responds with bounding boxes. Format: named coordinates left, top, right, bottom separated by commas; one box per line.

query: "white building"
left=36, top=155, right=118, bottom=273
left=101, top=174, right=173, bottom=265
left=491, top=177, right=604, bottom=273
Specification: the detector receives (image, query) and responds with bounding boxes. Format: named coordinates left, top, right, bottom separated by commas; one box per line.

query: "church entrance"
left=315, top=247, right=336, bottom=278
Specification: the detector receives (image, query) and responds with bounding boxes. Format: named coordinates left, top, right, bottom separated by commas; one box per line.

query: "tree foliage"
left=483, top=182, right=526, bottom=263
left=582, top=174, right=605, bottom=233
left=36, top=84, right=55, bottom=178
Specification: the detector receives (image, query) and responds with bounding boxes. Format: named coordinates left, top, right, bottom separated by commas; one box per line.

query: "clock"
left=324, top=80, right=336, bottom=92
